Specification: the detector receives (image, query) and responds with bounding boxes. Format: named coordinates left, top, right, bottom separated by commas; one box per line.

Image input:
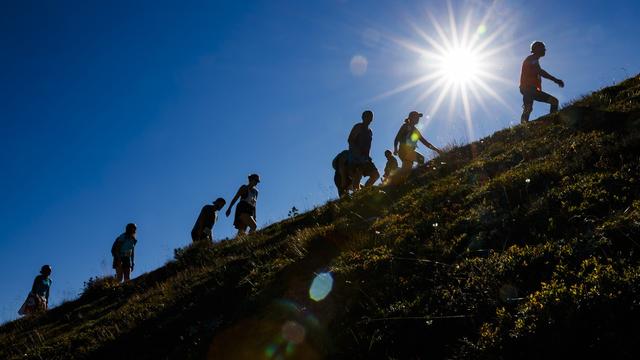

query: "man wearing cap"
left=191, top=197, right=226, bottom=242
left=346, top=110, right=380, bottom=189
left=394, top=111, right=442, bottom=174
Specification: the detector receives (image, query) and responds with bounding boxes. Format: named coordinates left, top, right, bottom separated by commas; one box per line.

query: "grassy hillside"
left=2, top=75, right=640, bottom=360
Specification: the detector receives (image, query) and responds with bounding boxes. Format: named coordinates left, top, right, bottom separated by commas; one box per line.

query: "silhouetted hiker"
left=394, top=111, right=442, bottom=175
left=520, top=41, right=565, bottom=123
left=191, top=198, right=226, bottom=242
left=347, top=110, right=380, bottom=188
left=226, top=174, right=260, bottom=235
left=332, top=149, right=358, bottom=197
left=111, top=223, right=138, bottom=283
left=383, top=149, right=399, bottom=184
left=18, top=265, right=52, bottom=315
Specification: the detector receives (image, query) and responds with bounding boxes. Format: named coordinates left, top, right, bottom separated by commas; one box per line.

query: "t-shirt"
left=520, top=54, right=542, bottom=91
left=112, top=233, right=137, bottom=258
left=348, top=123, right=373, bottom=157
left=31, top=275, right=52, bottom=300
left=192, top=205, right=218, bottom=234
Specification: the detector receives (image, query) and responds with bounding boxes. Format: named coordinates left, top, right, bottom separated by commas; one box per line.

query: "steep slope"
left=1, top=75, right=640, bottom=360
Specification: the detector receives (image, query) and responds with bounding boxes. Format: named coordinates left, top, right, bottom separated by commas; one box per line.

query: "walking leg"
left=549, top=96, right=559, bottom=113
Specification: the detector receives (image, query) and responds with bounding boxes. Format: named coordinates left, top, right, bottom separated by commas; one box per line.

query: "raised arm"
left=225, top=186, right=243, bottom=217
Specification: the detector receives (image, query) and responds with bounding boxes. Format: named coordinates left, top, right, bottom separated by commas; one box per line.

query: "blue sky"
left=1, top=0, right=639, bottom=323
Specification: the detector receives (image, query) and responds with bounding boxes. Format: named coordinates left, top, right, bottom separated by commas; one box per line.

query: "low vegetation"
left=1, top=75, right=639, bottom=359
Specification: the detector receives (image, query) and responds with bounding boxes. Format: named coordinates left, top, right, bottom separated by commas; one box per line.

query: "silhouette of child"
left=383, top=150, right=399, bottom=183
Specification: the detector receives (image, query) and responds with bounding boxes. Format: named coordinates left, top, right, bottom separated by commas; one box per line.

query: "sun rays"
left=374, top=1, right=516, bottom=140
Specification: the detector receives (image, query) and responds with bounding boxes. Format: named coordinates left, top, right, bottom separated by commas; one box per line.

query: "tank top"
left=240, top=186, right=258, bottom=207
left=399, top=124, right=419, bottom=149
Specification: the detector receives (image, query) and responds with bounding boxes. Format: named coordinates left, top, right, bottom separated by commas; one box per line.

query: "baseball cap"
left=408, top=111, right=423, bottom=119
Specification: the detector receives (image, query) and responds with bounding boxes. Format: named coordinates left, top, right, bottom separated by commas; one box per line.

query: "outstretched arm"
left=540, top=68, right=564, bottom=87
left=419, top=136, right=443, bottom=155
left=225, top=187, right=242, bottom=217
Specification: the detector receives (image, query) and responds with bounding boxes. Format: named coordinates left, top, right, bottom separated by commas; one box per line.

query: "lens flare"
left=282, top=321, right=306, bottom=344
left=309, top=272, right=333, bottom=301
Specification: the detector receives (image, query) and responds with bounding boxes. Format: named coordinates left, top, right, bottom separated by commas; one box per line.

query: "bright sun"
left=372, top=3, right=513, bottom=140
left=439, top=46, right=480, bottom=84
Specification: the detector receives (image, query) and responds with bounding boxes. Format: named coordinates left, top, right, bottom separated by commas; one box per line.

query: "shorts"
left=113, top=256, right=132, bottom=269
left=356, top=159, right=378, bottom=177
left=347, top=150, right=369, bottom=166
left=347, top=150, right=378, bottom=177
left=398, top=145, right=424, bottom=164
left=234, top=201, right=256, bottom=229
left=520, top=86, right=554, bottom=107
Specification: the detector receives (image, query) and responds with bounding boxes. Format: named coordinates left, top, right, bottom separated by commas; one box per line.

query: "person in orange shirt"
left=520, top=41, right=565, bottom=124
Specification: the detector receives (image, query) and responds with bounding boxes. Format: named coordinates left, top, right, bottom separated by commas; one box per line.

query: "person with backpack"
left=394, top=111, right=443, bottom=173
left=191, top=197, right=226, bottom=242
left=18, top=265, right=52, bottom=315
left=111, top=223, right=138, bottom=282
left=520, top=41, right=564, bottom=123
left=332, top=149, right=358, bottom=197
left=226, top=174, right=260, bottom=236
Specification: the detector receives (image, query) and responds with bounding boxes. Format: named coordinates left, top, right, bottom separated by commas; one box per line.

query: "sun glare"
left=439, top=47, right=480, bottom=84
left=373, top=2, right=515, bottom=140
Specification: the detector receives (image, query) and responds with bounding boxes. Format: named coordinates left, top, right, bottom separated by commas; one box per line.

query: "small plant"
left=82, top=276, right=120, bottom=297
left=288, top=206, right=299, bottom=218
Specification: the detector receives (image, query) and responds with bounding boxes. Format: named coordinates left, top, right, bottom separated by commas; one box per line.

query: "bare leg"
left=415, top=151, right=425, bottom=166
left=549, top=96, right=559, bottom=113
left=397, top=160, right=413, bottom=183
left=240, top=213, right=257, bottom=233
left=364, top=170, right=380, bottom=187
left=116, top=266, right=124, bottom=282
left=521, top=103, right=533, bottom=123
left=352, top=168, right=363, bottom=191
left=123, top=267, right=131, bottom=282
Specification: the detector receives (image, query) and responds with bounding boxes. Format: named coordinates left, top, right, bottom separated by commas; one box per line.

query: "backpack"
left=332, top=150, right=349, bottom=170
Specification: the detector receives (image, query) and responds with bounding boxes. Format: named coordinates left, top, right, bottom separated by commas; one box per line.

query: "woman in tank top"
left=226, top=173, right=260, bottom=235
left=394, top=111, right=442, bottom=170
